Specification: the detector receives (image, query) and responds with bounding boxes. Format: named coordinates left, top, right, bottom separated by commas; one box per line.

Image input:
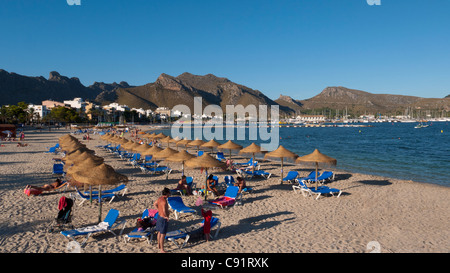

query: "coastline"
left=0, top=128, right=448, bottom=253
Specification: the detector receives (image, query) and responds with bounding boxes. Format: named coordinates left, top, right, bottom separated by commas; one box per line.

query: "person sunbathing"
left=25, top=178, right=64, bottom=192
left=175, top=175, right=192, bottom=195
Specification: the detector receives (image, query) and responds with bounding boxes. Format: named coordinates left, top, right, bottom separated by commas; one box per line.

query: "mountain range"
left=1, top=69, right=449, bottom=116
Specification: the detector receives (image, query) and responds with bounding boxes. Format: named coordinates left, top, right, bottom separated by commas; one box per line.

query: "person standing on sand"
left=154, top=187, right=171, bottom=253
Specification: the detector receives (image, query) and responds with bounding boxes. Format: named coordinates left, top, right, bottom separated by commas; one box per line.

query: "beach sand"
left=0, top=128, right=448, bottom=253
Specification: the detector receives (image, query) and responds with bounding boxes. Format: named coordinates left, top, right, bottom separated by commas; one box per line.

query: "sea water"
left=158, top=122, right=450, bottom=187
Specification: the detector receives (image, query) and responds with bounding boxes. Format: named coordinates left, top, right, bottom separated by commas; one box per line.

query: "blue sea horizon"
left=156, top=121, right=449, bottom=187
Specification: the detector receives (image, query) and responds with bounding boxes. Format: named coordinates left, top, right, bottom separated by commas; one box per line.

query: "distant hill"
left=0, top=70, right=101, bottom=105
left=102, top=72, right=291, bottom=114
left=1, top=69, right=448, bottom=117
left=277, top=87, right=450, bottom=116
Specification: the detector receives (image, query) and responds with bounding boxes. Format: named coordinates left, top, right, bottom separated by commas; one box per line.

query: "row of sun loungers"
left=102, top=144, right=173, bottom=175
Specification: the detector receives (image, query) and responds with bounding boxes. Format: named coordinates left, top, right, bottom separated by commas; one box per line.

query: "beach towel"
left=58, top=196, right=67, bottom=210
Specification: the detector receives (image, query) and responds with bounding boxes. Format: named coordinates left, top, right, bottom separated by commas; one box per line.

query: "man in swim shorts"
left=154, top=187, right=171, bottom=253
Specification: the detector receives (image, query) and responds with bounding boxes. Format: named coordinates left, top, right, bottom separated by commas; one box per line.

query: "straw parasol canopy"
left=129, top=142, right=145, bottom=152
left=187, top=138, right=206, bottom=152
left=295, top=149, right=337, bottom=190
left=154, top=132, right=167, bottom=139
left=238, top=142, right=265, bottom=172
left=201, top=139, right=222, bottom=153
left=133, top=143, right=151, bottom=153
left=170, top=136, right=182, bottom=143
left=71, top=163, right=128, bottom=222
left=264, top=145, right=298, bottom=184
left=185, top=153, right=226, bottom=200
left=176, top=138, right=191, bottom=150
left=152, top=147, right=178, bottom=160
left=164, top=150, right=195, bottom=175
left=66, top=156, right=104, bottom=175
left=218, top=140, right=243, bottom=161
left=152, top=147, right=178, bottom=180
left=140, top=145, right=162, bottom=157
left=161, top=136, right=173, bottom=147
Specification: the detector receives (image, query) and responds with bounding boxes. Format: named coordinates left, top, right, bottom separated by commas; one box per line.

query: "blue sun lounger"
left=168, top=196, right=196, bottom=220
left=52, top=163, right=65, bottom=176
left=75, top=187, right=116, bottom=205
left=83, top=184, right=128, bottom=197
left=165, top=217, right=221, bottom=249
left=61, top=209, right=126, bottom=247
left=216, top=152, right=226, bottom=161
left=299, top=171, right=320, bottom=183
left=283, top=171, right=299, bottom=183
left=293, top=180, right=342, bottom=200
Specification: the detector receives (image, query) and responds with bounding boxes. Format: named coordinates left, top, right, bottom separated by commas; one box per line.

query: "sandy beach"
left=0, top=127, right=448, bottom=253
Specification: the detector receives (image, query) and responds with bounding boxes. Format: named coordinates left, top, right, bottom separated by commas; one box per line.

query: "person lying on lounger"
left=25, top=178, right=64, bottom=192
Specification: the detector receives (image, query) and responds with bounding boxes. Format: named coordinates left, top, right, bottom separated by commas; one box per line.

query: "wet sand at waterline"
left=0, top=128, right=448, bottom=253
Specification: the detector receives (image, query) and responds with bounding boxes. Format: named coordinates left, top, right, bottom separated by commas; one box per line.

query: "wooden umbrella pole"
left=315, top=162, right=319, bottom=190
left=280, top=158, right=284, bottom=184
left=204, top=168, right=208, bottom=201
left=98, top=185, right=102, bottom=223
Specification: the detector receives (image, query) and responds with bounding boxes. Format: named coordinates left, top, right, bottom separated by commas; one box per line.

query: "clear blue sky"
left=1, top=0, right=449, bottom=99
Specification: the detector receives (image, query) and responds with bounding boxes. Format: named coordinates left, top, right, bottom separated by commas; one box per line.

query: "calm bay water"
left=158, top=122, right=450, bottom=187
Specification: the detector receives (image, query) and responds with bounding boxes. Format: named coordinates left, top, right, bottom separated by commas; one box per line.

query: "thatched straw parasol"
left=140, top=145, right=163, bottom=157
left=164, top=149, right=195, bottom=175
left=176, top=138, right=191, bottom=150
left=129, top=142, right=145, bottom=152
left=295, top=149, right=337, bottom=190
left=185, top=153, right=226, bottom=200
left=71, top=163, right=128, bottom=222
left=187, top=138, right=206, bottom=153
left=154, top=132, right=167, bottom=139
left=66, top=156, right=104, bottom=175
left=218, top=140, right=243, bottom=161
left=133, top=143, right=151, bottom=153
left=264, top=145, right=298, bottom=184
left=152, top=147, right=178, bottom=180
left=161, top=136, right=173, bottom=148
left=201, top=139, right=222, bottom=154
left=238, top=142, right=266, bottom=172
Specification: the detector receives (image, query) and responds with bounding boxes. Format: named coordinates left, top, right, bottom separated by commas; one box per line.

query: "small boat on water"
left=414, top=123, right=430, bottom=129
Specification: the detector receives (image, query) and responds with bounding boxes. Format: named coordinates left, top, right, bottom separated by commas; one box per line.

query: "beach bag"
left=136, top=217, right=155, bottom=229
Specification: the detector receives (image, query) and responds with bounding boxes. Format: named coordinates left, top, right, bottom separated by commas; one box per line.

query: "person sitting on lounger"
left=25, top=178, right=64, bottom=192
left=234, top=177, right=247, bottom=193
left=175, top=175, right=192, bottom=195
left=205, top=174, right=220, bottom=196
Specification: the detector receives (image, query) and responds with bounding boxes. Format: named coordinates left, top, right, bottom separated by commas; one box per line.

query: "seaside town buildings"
left=24, top=97, right=178, bottom=122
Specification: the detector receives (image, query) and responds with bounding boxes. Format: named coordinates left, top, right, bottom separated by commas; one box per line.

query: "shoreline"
left=0, top=129, right=448, bottom=253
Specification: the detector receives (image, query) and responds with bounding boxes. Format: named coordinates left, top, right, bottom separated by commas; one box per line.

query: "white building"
left=28, top=104, right=50, bottom=120
left=103, top=103, right=129, bottom=112
left=296, top=115, right=326, bottom=123
left=131, top=108, right=146, bottom=118
left=145, top=109, right=154, bottom=117
left=171, top=109, right=182, bottom=117
left=64, top=98, right=85, bottom=110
